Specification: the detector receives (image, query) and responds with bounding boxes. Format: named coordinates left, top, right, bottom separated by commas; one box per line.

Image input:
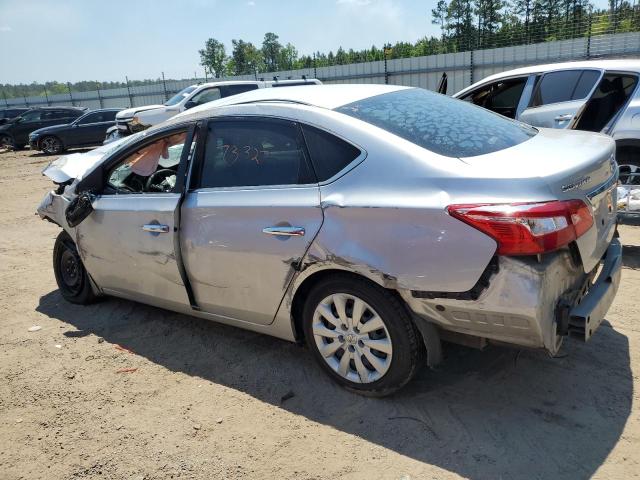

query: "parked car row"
left=0, top=78, right=323, bottom=155
left=38, top=75, right=622, bottom=395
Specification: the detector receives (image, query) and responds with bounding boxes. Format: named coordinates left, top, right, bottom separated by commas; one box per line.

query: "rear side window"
left=336, top=88, right=536, bottom=158
left=221, top=84, right=259, bottom=97
left=102, top=110, right=118, bottom=121
left=198, top=120, right=315, bottom=189
left=301, top=125, right=361, bottom=181
left=531, top=70, right=600, bottom=107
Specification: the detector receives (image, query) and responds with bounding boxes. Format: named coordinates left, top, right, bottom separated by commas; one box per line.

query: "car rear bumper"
left=402, top=239, right=622, bottom=355
left=567, top=238, right=622, bottom=341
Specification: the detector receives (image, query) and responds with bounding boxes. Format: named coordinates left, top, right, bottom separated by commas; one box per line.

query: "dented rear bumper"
left=401, top=239, right=622, bottom=355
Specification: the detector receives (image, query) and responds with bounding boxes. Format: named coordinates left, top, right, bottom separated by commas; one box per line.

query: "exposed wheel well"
left=291, top=269, right=409, bottom=344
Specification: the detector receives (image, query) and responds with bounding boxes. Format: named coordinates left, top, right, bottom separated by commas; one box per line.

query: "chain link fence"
left=3, top=15, right=640, bottom=109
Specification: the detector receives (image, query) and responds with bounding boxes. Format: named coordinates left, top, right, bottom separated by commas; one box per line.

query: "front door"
left=181, top=118, right=323, bottom=325
left=75, top=127, right=194, bottom=309
left=12, top=110, right=45, bottom=144
left=73, top=111, right=116, bottom=146
left=519, top=69, right=603, bottom=129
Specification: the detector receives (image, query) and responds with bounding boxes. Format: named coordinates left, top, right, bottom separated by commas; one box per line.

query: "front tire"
left=302, top=274, right=421, bottom=397
left=40, top=136, right=64, bottom=155
left=53, top=231, right=97, bottom=304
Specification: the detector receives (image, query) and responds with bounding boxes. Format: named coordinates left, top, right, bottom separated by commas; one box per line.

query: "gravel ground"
left=0, top=147, right=639, bottom=480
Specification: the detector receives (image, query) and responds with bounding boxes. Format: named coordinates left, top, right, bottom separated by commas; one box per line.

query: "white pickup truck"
left=105, top=78, right=321, bottom=143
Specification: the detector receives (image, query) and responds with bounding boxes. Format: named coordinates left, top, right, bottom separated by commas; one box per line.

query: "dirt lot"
left=0, top=147, right=639, bottom=480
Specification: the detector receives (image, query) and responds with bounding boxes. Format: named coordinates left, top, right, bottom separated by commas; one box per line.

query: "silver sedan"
left=38, top=85, right=622, bottom=396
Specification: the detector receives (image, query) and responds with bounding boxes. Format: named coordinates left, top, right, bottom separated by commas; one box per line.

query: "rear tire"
left=302, top=274, right=421, bottom=397
left=40, top=136, right=64, bottom=155
left=53, top=230, right=98, bottom=305
left=0, top=135, right=14, bottom=149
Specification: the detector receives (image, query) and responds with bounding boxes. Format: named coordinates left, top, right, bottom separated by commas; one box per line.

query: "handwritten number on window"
left=223, top=144, right=264, bottom=166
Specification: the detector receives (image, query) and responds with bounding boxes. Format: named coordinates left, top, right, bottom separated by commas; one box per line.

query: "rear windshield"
left=335, top=88, right=537, bottom=158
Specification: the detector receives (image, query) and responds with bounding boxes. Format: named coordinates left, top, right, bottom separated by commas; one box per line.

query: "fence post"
left=586, top=12, right=593, bottom=58
left=66, top=82, right=75, bottom=106
left=43, top=85, right=50, bottom=106
left=1, top=91, right=8, bottom=107
left=96, top=82, right=104, bottom=108
left=313, top=53, right=318, bottom=79
left=125, top=76, right=134, bottom=108
left=383, top=45, right=390, bottom=85
left=161, top=72, right=169, bottom=102
left=469, top=49, right=475, bottom=85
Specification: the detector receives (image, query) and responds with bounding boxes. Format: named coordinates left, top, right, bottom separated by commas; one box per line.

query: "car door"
left=459, top=75, right=530, bottom=119
left=519, top=69, right=603, bottom=129
left=75, top=126, right=197, bottom=309
left=180, top=117, right=323, bottom=325
left=72, top=111, right=115, bottom=146
left=12, top=110, right=45, bottom=144
left=184, top=87, right=221, bottom=110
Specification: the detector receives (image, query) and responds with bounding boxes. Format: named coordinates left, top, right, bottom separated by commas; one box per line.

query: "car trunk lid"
left=459, top=128, right=617, bottom=272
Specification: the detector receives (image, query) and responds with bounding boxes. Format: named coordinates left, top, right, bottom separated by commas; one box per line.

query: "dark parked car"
left=0, top=107, right=30, bottom=125
left=0, top=107, right=86, bottom=149
left=29, top=108, right=121, bottom=154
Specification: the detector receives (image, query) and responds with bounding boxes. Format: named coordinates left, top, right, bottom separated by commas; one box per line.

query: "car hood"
left=41, top=134, right=135, bottom=183
left=116, top=105, right=165, bottom=119
left=30, top=123, right=73, bottom=136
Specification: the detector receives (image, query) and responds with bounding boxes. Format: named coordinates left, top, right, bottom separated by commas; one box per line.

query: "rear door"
left=180, top=117, right=323, bottom=325
left=519, top=69, right=603, bottom=129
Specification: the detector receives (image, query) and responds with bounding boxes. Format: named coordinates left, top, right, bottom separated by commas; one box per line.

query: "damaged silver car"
left=37, top=85, right=622, bottom=396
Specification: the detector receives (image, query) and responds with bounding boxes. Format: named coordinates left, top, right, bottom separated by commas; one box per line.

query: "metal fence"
left=3, top=31, right=640, bottom=109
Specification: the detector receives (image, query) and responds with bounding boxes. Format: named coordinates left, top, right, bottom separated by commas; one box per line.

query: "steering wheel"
left=145, top=169, right=176, bottom=192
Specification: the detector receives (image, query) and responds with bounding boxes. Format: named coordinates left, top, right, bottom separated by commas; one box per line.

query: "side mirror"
left=65, top=191, right=94, bottom=227
left=184, top=100, right=196, bottom=110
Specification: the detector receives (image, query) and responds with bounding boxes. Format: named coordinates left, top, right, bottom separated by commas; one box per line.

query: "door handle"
left=554, top=114, right=573, bottom=122
left=142, top=224, right=170, bottom=233
left=262, top=226, right=305, bottom=237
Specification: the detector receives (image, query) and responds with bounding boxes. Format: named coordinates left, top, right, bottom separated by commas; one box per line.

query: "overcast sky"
left=0, top=0, right=610, bottom=84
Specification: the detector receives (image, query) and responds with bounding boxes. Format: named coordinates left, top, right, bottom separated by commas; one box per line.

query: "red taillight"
left=447, top=200, right=593, bottom=256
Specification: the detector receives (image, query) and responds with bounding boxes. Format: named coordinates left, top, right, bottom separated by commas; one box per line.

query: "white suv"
left=453, top=59, right=640, bottom=177
left=105, top=78, right=321, bottom=142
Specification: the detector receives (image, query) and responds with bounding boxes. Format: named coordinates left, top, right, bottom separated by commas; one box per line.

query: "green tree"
left=432, top=0, right=449, bottom=41
left=199, top=38, right=227, bottom=78
left=231, top=39, right=262, bottom=75
left=279, top=42, right=299, bottom=70
left=262, top=32, right=283, bottom=71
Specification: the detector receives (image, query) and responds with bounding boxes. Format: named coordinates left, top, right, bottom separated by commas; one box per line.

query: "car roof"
left=173, top=84, right=409, bottom=122
left=471, top=59, right=640, bottom=85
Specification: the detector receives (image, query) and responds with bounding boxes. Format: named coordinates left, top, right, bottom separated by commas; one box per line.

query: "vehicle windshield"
left=164, top=86, right=197, bottom=106
left=336, top=88, right=537, bottom=158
